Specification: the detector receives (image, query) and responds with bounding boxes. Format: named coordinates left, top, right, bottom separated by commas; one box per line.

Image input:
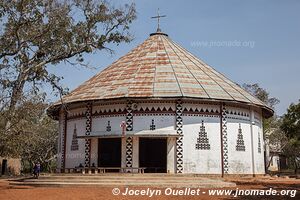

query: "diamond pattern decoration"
left=126, top=101, right=133, bottom=131
left=195, top=120, right=210, bottom=150
left=221, top=103, right=229, bottom=174
left=106, top=121, right=111, bottom=132
left=125, top=100, right=134, bottom=171
left=236, top=124, right=246, bottom=151
left=258, top=132, right=262, bottom=153
left=71, top=124, right=79, bottom=151
left=150, top=119, right=156, bottom=130
left=84, top=102, right=92, bottom=167
left=125, top=136, right=133, bottom=168
left=176, top=100, right=184, bottom=173
left=61, top=111, right=67, bottom=169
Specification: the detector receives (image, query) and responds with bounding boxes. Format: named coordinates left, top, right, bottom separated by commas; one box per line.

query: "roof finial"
left=151, top=8, right=166, bottom=32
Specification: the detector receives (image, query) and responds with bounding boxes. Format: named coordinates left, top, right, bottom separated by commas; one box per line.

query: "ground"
left=0, top=177, right=299, bottom=200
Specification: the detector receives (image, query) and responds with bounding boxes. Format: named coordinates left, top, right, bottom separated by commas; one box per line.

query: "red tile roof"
left=53, top=32, right=273, bottom=116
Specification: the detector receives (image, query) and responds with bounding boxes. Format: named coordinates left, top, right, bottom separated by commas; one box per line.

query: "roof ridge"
left=127, top=36, right=158, bottom=96
left=170, top=39, right=257, bottom=104
left=161, top=36, right=211, bottom=98
left=158, top=35, right=183, bottom=97
left=165, top=36, right=236, bottom=100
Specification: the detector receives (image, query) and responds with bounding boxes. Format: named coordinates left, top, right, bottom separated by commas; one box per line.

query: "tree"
left=242, top=83, right=279, bottom=134
left=281, top=100, right=300, bottom=140
left=0, top=92, right=58, bottom=172
left=280, top=100, right=300, bottom=173
left=0, top=0, right=136, bottom=137
left=242, top=83, right=280, bottom=172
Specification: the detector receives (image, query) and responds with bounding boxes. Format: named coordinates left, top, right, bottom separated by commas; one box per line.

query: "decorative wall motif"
left=227, top=110, right=249, bottom=117
left=126, top=101, right=133, bottom=131
left=182, top=107, right=219, bottom=115
left=236, top=124, right=246, bottom=151
left=226, top=107, right=250, bottom=121
left=195, top=121, right=210, bottom=150
left=106, top=121, right=111, bottom=132
left=125, top=137, right=133, bottom=168
left=84, top=102, right=92, bottom=167
left=71, top=124, right=79, bottom=151
left=135, top=106, right=174, bottom=114
left=93, top=108, right=126, bottom=117
left=125, top=101, right=133, bottom=169
left=61, top=111, right=67, bottom=169
left=258, top=132, right=262, bottom=153
left=221, top=103, right=229, bottom=174
left=175, top=100, right=184, bottom=173
left=150, top=119, right=156, bottom=130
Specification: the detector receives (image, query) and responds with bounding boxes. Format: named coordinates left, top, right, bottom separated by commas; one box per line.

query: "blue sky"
left=48, top=0, right=300, bottom=116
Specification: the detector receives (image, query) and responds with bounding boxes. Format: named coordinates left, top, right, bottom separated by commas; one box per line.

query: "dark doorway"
left=1, top=159, right=7, bottom=175
left=139, top=138, right=167, bottom=173
left=98, top=138, right=121, bottom=170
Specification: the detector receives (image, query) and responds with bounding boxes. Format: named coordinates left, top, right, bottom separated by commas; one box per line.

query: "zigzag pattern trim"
left=84, top=102, right=92, bottom=167
left=175, top=100, right=184, bottom=173
left=61, top=111, right=67, bottom=169
left=221, top=103, right=229, bottom=174
left=125, top=137, right=133, bottom=168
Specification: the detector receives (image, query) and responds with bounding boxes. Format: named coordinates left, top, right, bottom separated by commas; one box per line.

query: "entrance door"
left=139, top=138, right=167, bottom=173
left=98, top=138, right=121, bottom=169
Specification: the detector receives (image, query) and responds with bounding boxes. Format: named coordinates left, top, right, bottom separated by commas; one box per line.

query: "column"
left=84, top=102, right=92, bottom=167
left=175, top=100, right=183, bottom=173
left=220, top=103, right=229, bottom=175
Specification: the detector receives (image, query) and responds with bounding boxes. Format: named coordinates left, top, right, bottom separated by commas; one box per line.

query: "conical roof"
left=56, top=32, right=273, bottom=116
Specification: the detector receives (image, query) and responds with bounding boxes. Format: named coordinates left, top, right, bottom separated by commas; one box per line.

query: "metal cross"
left=151, top=8, right=166, bottom=32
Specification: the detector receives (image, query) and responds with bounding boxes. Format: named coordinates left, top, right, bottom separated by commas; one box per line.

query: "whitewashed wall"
left=253, top=110, right=265, bottom=174
left=90, top=138, right=98, bottom=166
left=226, top=120, right=252, bottom=174
left=182, top=115, right=222, bottom=174
left=133, top=115, right=175, bottom=132
left=167, top=137, right=176, bottom=173
left=65, top=119, right=86, bottom=168
left=92, top=116, right=126, bottom=135
left=58, top=101, right=265, bottom=175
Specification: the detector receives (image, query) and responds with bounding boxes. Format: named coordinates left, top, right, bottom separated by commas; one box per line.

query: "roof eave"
left=47, top=96, right=274, bottom=119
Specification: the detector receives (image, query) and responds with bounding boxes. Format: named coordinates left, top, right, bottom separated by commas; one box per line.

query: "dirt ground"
left=0, top=177, right=299, bottom=200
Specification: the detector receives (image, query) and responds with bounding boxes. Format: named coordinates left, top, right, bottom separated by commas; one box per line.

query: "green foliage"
left=242, top=83, right=279, bottom=109
left=280, top=100, right=300, bottom=173
left=0, top=0, right=136, bottom=160
left=0, top=0, right=136, bottom=132
left=242, top=83, right=279, bottom=134
left=281, top=100, right=300, bottom=140
left=0, top=93, right=58, bottom=172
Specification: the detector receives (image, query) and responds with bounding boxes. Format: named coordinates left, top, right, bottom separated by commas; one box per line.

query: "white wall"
left=226, top=120, right=252, bottom=174
left=133, top=115, right=175, bottom=132
left=252, top=110, right=265, bottom=174
left=167, top=137, right=176, bottom=173
left=90, top=138, right=98, bottom=166
left=65, top=119, right=86, bottom=168
left=182, top=115, right=222, bottom=174
left=60, top=102, right=265, bottom=175
left=92, top=116, right=126, bottom=135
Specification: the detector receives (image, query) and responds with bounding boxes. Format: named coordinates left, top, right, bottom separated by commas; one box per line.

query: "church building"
left=48, top=24, right=273, bottom=175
